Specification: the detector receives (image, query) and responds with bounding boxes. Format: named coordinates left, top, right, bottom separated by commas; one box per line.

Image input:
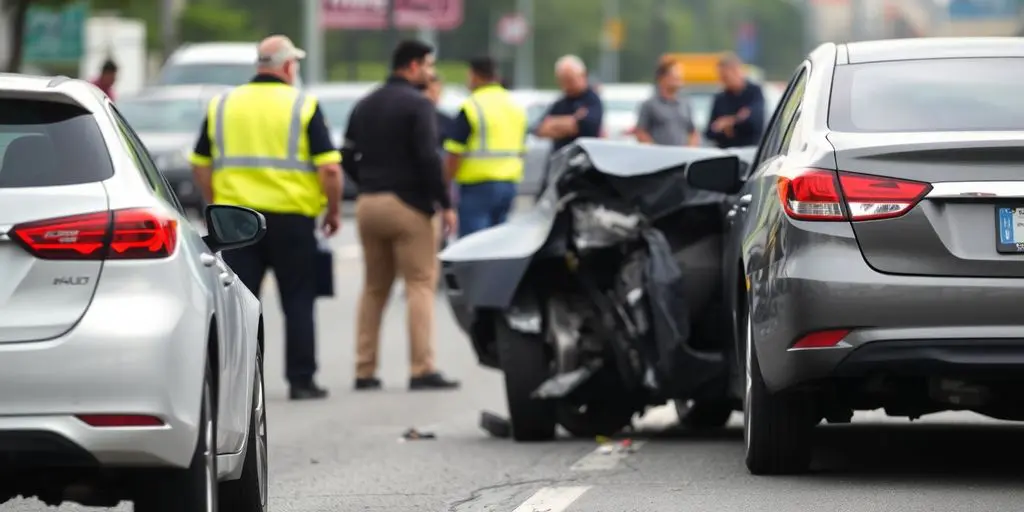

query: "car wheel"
left=674, top=399, right=733, bottom=429
left=743, top=311, right=814, bottom=475
left=219, top=348, right=268, bottom=511
left=496, top=318, right=557, bottom=442
left=135, top=363, right=218, bottom=511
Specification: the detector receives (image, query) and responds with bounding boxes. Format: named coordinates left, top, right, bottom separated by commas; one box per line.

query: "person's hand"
left=441, top=208, right=457, bottom=238
left=321, top=210, right=341, bottom=237
left=711, top=116, right=735, bottom=133
left=736, top=107, right=751, bottom=120
left=573, top=107, right=589, bottom=120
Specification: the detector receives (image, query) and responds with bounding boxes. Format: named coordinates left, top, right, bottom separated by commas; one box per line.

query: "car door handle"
left=200, top=253, right=217, bottom=267
left=219, top=272, right=234, bottom=287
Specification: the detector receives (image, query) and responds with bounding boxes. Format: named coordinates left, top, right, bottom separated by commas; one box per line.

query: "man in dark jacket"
left=342, top=40, right=460, bottom=391
left=420, top=72, right=453, bottom=148
left=705, top=53, right=765, bottom=149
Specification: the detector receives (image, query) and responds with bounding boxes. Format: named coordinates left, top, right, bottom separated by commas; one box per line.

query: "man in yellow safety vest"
left=443, top=56, right=528, bottom=237
left=189, top=34, right=343, bottom=401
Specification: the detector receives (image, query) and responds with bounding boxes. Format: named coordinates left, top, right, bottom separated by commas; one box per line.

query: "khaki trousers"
left=355, top=193, right=440, bottom=379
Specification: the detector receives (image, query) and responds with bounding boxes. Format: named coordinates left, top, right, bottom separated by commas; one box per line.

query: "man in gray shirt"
left=634, top=61, right=700, bottom=147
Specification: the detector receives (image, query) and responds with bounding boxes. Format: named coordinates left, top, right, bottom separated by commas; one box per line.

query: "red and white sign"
left=321, top=0, right=464, bottom=30
left=497, top=13, right=529, bottom=45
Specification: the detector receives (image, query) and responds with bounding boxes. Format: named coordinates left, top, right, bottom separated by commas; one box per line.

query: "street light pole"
left=303, top=0, right=324, bottom=84
left=513, top=0, right=534, bottom=88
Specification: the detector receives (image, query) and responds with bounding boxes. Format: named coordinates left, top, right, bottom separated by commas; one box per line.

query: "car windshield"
left=603, top=98, right=644, bottom=113
left=158, top=63, right=256, bottom=87
left=118, top=98, right=206, bottom=133
left=318, top=97, right=361, bottom=128
left=830, top=58, right=1024, bottom=132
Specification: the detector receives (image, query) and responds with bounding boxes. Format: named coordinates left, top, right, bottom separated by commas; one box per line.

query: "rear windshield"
left=829, top=58, right=1024, bottom=132
left=119, top=97, right=206, bottom=133
left=0, top=99, right=113, bottom=188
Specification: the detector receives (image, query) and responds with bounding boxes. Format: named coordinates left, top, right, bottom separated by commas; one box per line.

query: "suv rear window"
left=829, top=58, right=1024, bottom=133
left=0, top=99, right=113, bottom=188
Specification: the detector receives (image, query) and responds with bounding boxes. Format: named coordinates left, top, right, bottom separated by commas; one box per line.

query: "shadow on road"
left=619, top=421, right=1024, bottom=482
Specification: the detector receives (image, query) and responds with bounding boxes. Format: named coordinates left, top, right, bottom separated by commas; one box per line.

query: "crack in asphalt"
left=445, top=477, right=570, bottom=511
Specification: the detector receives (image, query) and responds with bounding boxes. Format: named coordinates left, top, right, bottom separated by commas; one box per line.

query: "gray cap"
left=257, top=36, right=307, bottom=66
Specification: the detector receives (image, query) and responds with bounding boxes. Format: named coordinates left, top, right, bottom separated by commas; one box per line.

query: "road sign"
left=321, top=0, right=464, bottom=30
left=497, top=13, right=529, bottom=46
left=603, top=18, right=624, bottom=50
left=948, top=0, right=1017, bottom=19
left=22, top=0, right=87, bottom=63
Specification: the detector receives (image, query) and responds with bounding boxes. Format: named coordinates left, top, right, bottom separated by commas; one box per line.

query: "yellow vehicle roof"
left=661, top=53, right=763, bottom=85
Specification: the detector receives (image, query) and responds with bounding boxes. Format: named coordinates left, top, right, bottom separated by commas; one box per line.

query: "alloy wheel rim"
left=204, top=395, right=215, bottom=512
left=744, top=311, right=753, bottom=452
left=255, top=364, right=268, bottom=508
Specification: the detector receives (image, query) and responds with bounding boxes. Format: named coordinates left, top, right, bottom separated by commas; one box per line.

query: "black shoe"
left=409, top=372, right=460, bottom=390
left=289, top=383, right=329, bottom=400
left=354, top=377, right=382, bottom=391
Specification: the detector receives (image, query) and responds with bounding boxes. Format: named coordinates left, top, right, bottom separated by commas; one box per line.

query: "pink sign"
left=321, top=0, right=464, bottom=30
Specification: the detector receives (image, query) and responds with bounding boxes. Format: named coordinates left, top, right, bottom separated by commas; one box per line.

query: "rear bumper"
left=0, top=268, right=208, bottom=469
left=752, top=225, right=1024, bottom=392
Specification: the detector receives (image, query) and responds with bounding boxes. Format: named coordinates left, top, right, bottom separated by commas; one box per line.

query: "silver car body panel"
left=0, top=75, right=259, bottom=480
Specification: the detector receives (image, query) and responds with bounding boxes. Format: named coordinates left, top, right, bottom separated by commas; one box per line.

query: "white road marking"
left=570, top=440, right=646, bottom=471
left=512, top=486, right=591, bottom=512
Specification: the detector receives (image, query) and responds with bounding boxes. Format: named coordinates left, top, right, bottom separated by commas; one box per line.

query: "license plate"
left=995, top=207, right=1024, bottom=253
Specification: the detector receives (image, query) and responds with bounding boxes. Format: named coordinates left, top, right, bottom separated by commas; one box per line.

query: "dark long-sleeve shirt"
left=341, top=76, right=450, bottom=214
left=705, top=81, right=765, bottom=148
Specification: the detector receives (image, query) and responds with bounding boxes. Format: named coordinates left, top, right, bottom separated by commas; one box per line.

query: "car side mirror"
left=686, top=155, right=743, bottom=194
left=203, top=205, right=266, bottom=253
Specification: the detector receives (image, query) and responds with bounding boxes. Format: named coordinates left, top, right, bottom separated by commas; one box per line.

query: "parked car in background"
left=0, top=75, right=267, bottom=510
left=599, top=83, right=651, bottom=140
left=157, top=42, right=304, bottom=88
left=509, top=89, right=559, bottom=197
left=118, top=85, right=228, bottom=211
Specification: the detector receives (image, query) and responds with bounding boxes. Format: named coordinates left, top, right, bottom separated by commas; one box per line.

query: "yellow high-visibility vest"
left=201, top=82, right=333, bottom=217
left=444, top=84, right=527, bottom=185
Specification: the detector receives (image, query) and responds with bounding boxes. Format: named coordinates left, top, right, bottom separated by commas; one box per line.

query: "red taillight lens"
left=76, top=414, right=164, bottom=427
left=777, top=169, right=845, bottom=220
left=778, top=169, right=931, bottom=222
left=11, top=208, right=177, bottom=260
left=790, top=329, right=851, bottom=350
left=837, top=172, right=931, bottom=221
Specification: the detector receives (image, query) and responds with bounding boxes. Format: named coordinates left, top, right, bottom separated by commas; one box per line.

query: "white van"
left=157, top=42, right=305, bottom=88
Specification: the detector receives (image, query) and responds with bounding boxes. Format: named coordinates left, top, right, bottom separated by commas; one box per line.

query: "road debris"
left=399, top=428, right=436, bottom=442
left=596, top=437, right=636, bottom=455
left=480, top=410, right=512, bottom=438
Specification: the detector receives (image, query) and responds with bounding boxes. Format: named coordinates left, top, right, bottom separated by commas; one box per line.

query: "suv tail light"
left=11, top=208, right=178, bottom=260
left=777, top=169, right=931, bottom=221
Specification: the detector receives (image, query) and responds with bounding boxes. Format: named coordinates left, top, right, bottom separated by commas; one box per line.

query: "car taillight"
left=777, top=169, right=931, bottom=222
left=790, top=329, right=851, bottom=350
left=11, top=208, right=178, bottom=260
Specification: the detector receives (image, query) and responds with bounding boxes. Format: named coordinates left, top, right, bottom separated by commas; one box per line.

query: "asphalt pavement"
left=6, top=199, right=1024, bottom=511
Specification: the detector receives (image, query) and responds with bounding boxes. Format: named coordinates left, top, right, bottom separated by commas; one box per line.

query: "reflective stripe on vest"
left=464, top=96, right=525, bottom=159
left=212, top=90, right=314, bottom=171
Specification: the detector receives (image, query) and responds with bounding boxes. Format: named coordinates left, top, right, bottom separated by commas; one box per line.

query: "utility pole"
left=159, top=0, right=179, bottom=60
left=599, top=0, right=620, bottom=84
left=303, top=0, right=324, bottom=84
left=513, top=0, right=534, bottom=88
left=653, top=0, right=668, bottom=56
left=386, top=0, right=399, bottom=53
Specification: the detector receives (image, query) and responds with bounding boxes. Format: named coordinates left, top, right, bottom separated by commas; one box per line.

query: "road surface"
left=5, top=201, right=1024, bottom=511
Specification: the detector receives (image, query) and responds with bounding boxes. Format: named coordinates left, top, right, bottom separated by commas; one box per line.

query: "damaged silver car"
left=440, top=139, right=746, bottom=440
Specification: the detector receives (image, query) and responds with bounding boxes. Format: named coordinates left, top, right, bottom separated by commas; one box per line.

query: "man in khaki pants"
left=342, top=40, right=460, bottom=391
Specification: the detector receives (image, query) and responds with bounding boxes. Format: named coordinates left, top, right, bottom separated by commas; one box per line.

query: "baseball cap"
left=257, top=36, right=307, bottom=66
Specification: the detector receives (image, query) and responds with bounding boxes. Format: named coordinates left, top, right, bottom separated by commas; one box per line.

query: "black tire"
left=674, top=399, right=734, bottom=429
left=135, top=364, right=218, bottom=511
left=743, top=312, right=815, bottom=475
left=219, top=349, right=268, bottom=511
left=496, top=318, right=557, bottom=442
left=556, top=365, right=637, bottom=438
